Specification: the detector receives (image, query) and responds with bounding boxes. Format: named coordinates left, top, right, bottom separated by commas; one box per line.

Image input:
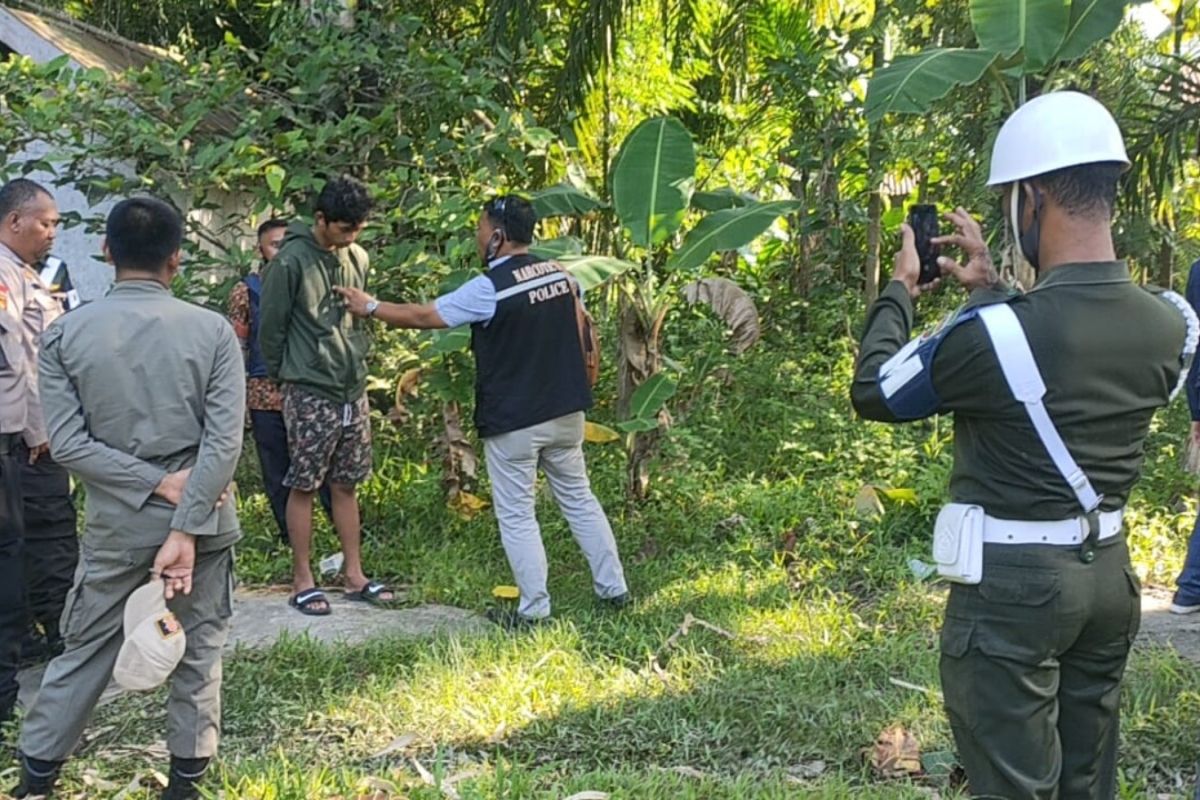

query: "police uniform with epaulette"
left=851, top=92, right=1195, bottom=800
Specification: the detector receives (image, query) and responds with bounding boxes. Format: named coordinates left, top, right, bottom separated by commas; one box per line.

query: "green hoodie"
left=257, top=222, right=370, bottom=404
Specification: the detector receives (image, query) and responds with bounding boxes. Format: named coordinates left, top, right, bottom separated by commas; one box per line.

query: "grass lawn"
left=4, top=310, right=1199, bottom=798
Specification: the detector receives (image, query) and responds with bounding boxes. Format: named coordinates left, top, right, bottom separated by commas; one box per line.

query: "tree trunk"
left=864, top=185, right=883, bottom=306
left=1156, top=234, right=1174, bottom=290
left=617, top=296, right=663, bottom=502
left=863, top=2, right=887, bottom=306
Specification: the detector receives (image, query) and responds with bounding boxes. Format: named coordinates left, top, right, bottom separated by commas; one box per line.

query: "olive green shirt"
left=257, top=222, right=370, bottom=404
left=38, top=280, right=244, bottom=550
left=852, top=262, right=1187, bottom=520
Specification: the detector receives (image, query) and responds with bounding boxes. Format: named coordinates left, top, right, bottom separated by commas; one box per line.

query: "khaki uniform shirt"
left=38, top=280, right=245, bottom=551
left=0, top=241, right=56, bottom=445
left=853, top=262, right=1188, bottom=520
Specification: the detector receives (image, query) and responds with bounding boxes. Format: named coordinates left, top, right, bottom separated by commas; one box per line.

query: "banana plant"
left=865, top=0, right=1134, bottom=122
left=533, top=116, right=797, bottom=499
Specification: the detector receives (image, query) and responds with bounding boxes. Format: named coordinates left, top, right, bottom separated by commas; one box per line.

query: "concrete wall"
left=1, top=8, right=256, bottom=297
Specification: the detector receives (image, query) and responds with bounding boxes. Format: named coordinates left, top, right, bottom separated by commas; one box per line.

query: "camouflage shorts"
left=282, top=386, right=373, bottom=490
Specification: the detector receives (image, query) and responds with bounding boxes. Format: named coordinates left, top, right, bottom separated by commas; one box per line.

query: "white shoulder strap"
left=976, top=303, right=1102, bottom=513
left=1159, top=290, right=1199, bottom=401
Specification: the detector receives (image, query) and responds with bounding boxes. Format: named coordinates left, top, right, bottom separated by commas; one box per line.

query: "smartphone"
left=907, top=204, right=941, bottom=286
left=38, top=256, right=81, bottom=310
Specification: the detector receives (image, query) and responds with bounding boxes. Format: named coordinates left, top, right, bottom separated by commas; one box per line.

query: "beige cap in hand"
left=112, top=579, right=186, bottom=691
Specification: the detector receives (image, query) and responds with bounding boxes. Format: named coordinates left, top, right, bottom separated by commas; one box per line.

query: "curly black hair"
left=316, top=175, right=373, bottom=225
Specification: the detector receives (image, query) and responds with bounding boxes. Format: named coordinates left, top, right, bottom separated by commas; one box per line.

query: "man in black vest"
left=335, top=195, right=629, bottom=628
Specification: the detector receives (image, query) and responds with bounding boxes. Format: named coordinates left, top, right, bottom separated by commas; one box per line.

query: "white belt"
left=982, top=509, right=1124, bottom=546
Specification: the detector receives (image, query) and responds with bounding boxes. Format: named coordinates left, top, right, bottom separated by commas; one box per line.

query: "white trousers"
left=483, top=411, right=628, bottom=619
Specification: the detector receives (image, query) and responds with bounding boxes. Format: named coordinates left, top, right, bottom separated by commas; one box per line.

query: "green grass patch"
left=4, top=315, right=1199, bottom=798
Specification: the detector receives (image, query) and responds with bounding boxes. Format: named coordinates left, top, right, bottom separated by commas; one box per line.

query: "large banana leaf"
left=692, top=187, right=752, bottom=211
left=666, top=201, right=800, bottom=271
left=560, top=255, right=638, bottom=291
left=970, top=0, right=1070, bottom=71
left=623, top=373, right=677, bottom=422
left=1053, top=0, right=1129, bottom=62
left=529, top=236, right=585, bottom=260
left=865, top=49, right=1000, bottom=122
left=531, top=184, right=602, bottom=218
left=610, top=117, right=696, bottom=248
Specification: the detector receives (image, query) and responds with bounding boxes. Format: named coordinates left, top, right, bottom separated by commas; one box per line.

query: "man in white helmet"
left=851, top=91, right=1196, bottom=798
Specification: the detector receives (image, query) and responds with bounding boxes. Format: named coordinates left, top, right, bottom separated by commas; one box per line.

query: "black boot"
left=13, top=753, right=63, bottom=798
left=161, top=756, right=210, bottom=800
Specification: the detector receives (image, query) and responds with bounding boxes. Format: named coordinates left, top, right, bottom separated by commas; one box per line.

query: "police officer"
left=851, top=92, right=1195, bottom=799
left=0, top=178, right=62, bottom=725
left=334, top=195, right=629, bottom=628
left=15, top=196, right=243, bottom=800
left=16, top=222, right=79, bottom=667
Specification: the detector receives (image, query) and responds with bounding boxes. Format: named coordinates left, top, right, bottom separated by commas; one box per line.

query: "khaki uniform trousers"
left=19, top=542, right=234, bottom=761
left=939, top=536, right=1141, bottom=799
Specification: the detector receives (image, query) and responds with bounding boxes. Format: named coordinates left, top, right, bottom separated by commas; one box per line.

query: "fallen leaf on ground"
left=491, top=585, right=520, bottom=600
left=360, top=775, right=400, bottom=794
left=563, top=793, right=611, bottom=800
left=789, top=760, right=826, bottom=779
left=868, top=725, right=923, bottom=779
left=448, top=490, right=489, bottom=520
left=412, top=758, right=460, bottom=799
left=370, top=732, right=417, bottom=759
left=81, top=770, right=120, bottom=792
left=854, top=485, right=884, bottom=517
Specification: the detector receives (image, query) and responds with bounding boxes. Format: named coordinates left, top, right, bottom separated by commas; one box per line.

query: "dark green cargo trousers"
left=939, top=535, right=1140, bottom=800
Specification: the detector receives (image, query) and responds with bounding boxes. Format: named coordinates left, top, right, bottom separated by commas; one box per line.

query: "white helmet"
left=986, top=91, right=1129, bottom=186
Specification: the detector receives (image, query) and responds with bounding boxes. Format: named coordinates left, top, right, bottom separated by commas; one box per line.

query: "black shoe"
left=598, top=592, right=632, bottom=611
left=485, top=607, right=545, bottom=631
left=162, top=756, right=209, bottom=800
left=13, top=753, right=62, bottom=798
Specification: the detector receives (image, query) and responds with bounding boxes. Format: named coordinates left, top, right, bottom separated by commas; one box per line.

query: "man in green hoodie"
left=258, top=176, right=393, bottom=615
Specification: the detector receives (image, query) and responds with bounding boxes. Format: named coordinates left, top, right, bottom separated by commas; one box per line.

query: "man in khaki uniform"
left=14, top=197, right=244, bottom=800
left=0, top=183, right=79, bottom=668
left=0, top=179, right=60, bottom=727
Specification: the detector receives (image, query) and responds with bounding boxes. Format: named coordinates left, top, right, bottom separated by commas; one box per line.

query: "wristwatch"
left=365, top=299, right=379, bottom=318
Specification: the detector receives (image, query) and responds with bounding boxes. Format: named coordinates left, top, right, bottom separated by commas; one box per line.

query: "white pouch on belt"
left=932, top=503, right=984, bottom=584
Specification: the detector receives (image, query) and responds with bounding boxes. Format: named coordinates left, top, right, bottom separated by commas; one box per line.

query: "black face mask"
left=1014, top=183, right=1044, bottom=272
left=483, top=231, right=504, bottom=267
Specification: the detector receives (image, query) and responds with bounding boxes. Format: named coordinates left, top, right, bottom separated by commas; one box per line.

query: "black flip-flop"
left=344, top=580, right=395, bottom=607
left=289, top=589, right=332, bottom=616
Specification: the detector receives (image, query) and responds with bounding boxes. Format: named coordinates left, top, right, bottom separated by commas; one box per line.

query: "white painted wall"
left=1, top=8, right=254, bottom=298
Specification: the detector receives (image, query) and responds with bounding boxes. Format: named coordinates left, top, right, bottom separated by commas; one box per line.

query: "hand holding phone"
left=907, top=205, right=942, bottom=286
